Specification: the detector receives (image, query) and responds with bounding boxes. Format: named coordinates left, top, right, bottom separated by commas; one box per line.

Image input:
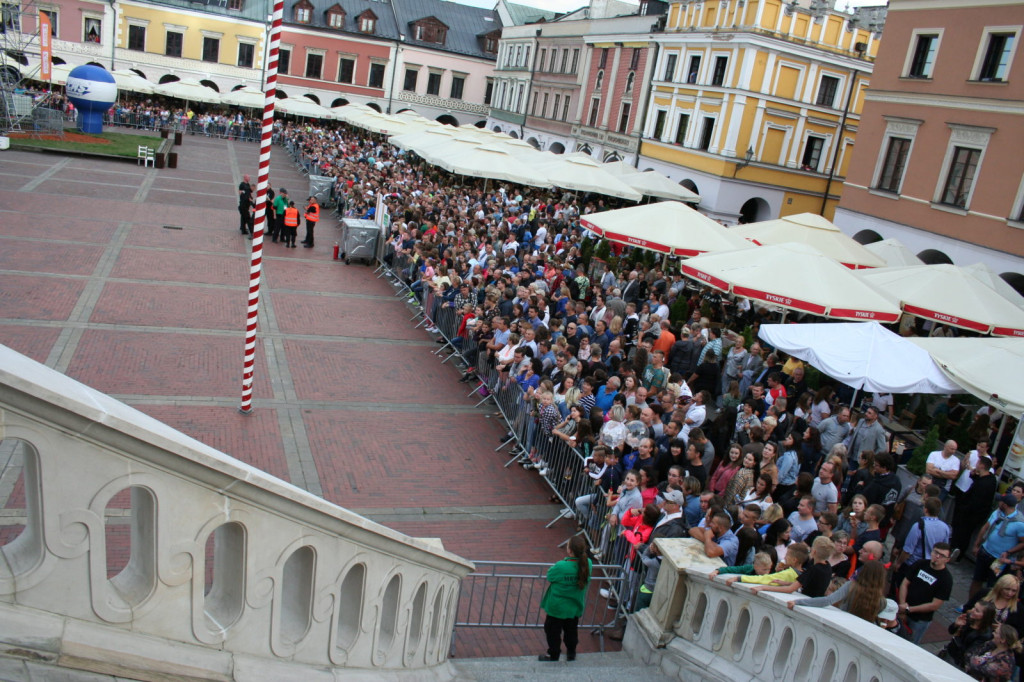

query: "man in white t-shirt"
left=788, top=496, right=819, bottom=542
left=926, top=440, right=962, bottom=500
left=955, top=440, right=992, bottom=494
left=871, top=392, right=895, bottom=420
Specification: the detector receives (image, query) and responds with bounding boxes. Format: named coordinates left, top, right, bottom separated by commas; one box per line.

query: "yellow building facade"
left=114, top=0, right=266, bottom=91
left=639, top=0, right=882, bottom=223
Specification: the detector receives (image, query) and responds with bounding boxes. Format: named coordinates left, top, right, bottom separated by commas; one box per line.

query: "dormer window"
left=482, top=31, right=500, bottom=54
left=358, top=10, right=376, bottom=34
left=293, top=0, right=312, bottom=23
left=325, top=4, right=344, bottom=29
left=412, top=17, right=448, bottom=45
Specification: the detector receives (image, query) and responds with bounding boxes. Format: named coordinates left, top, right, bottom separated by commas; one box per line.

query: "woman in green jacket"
left=539, top=535, right=592, bottom=662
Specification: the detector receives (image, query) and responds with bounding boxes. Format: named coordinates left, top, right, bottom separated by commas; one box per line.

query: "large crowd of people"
left=272, top=118, right=1020, bottom=677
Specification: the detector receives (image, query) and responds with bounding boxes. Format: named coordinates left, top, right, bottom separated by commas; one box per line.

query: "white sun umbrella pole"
left=240, top=0, right=283, bottom=414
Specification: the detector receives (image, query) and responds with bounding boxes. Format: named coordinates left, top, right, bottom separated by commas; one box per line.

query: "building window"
left=305, top=52, right=323, bottom=79
left=907, top=33, right=939, bottom=78
left=484, top=79, right=493, bottom=105
left=599, top=47, right=608, bottom=69
left=540, top=92, right=548, bottom=117
left=875, top=137, right=911, bottom=193
left=588, top=97, right=600, bottom=127
left=39, top=9, right=56, bottom=35
left=664, top=53, right=677, bottom=81
left=801, top=135, right=825, bottom=171
left=327, top=12, right=343, bottom=29
left=572, top=48, right=579, bottom=73
left=515, top=45, right=522, bottom=66
left=625, top=71, right=635, bottom=94
left=553, top=94, right=560, bottom=119
left=675, top=113, right=689, bottom=145
left=562, top=95, right=570, bottom=121
left=237, top=42, right=254, bottom=68
left=977, top=31, right=1016, bottom=81
left=653, top=110, right=666, bottom=139
left=359, top=13, right=375, bottom=33
left=1, top=2, right=20, bottom=32
left=539, top=49, right=546, bottom=71
left=279, top=48, right=291, bottom=75
left=561, top=49, right=569, bottom=72
left=630, top=48, right=640, bottom=70
left=940, top=146, right=981, bottom=208
left=697, top=117, right=715, bottom=150
left=368, top=62, right=385, bottom=88
left=228, top=0, right=244, bottom=10
left=711, top=56, right=728, bottom=86
left=84, top=17, right=101, bottom=43
left=295, top=7, right=310, bottom=23
left=595, top=70, right=604, bottom=91
left=165, top=30, right=183, bottom=58
left=618, top=102, right=631, bottom=133
left=202, top=36, right=219, bottom=62
left=530, top=92, right=538, bottom=115
left=816, top=75, right=840, bottom=107
left=687, top=55, right=701, bottom=83
left=414, top=21, right=447, bottom=45
left=127, top=24, right=146, bottom=51
left=549, top=49, right=558, bottom=71
left=339, top=57, right=355, bottom=84
left=426, top=71, right=441, bottom=96
left=483, top=34, right=497, bottom=54
left=450, top=75, right=464, bottom=100
left=403, top=67, right=417, bottom=91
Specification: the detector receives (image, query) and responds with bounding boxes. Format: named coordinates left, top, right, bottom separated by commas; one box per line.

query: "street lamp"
left=733, top=146, right=754, bottom=176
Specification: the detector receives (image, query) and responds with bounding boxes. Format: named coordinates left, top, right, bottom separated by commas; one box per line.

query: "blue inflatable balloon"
left=65, top=65, right=116, bottom=134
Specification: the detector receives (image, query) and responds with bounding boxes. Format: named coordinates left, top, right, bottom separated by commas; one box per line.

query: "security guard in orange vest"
left=283, top=201, right=300, bottom=248
left=302, top=196, right=320, bottom=248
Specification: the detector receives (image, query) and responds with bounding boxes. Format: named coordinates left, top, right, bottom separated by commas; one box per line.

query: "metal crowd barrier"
left=450, top=560, right=629, bottom=656
left=104, top=112, right=261, bottom=141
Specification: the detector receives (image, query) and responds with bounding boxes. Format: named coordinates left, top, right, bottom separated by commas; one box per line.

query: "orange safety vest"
left=304, top=202, right=320, bottom=222
left=284, top=206, right=300, bottom=227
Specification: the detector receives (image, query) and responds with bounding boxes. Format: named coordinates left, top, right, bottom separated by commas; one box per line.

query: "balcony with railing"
left=0, top=344, right=472, bottom=680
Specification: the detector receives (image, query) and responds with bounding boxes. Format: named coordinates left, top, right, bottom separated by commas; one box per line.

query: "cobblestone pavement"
left=0, top=133, right=601, bottom=658
left=0, top=133, right=965, bottom=659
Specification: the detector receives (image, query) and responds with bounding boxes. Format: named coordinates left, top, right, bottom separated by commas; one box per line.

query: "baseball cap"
left=1000, top=493, right=1018, bottom=506
left=662, top=489, right=685, bottom=506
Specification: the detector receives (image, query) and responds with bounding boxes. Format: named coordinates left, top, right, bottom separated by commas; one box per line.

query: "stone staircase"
left=450, top=652, right=674, bottom=682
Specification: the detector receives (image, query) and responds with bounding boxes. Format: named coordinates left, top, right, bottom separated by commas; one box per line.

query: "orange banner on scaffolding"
left=39, top=13, right=52, bottom=81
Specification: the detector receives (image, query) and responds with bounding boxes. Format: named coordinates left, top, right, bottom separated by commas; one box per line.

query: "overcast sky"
left=455, top=0, right=887, bottom=12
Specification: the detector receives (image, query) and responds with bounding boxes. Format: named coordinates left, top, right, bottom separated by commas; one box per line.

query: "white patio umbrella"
left=758, top=322, right=963, bottom=394
left=111, top=69, right=155, bottom=94
left=154, top=78, right=223, bottom=105
left=428, top=143, right=548, bottom=188
left=732, top=212, right=887, bottom=269
left=330, top=102, right=372, bottom=123
left=580, top=201, right=751, bottom=256
left=863, top=238, right=925, bottom=267
left=534, top=154, right=643, bottom=202
left=858, top=264, right=1024, bottom=336
left=276, top=96, right=334, bottom=120
left=910, top=337, right=1024, bottom=415
left=963, top=262, right=1024, bottom=311
left=600, top=161, right=700, bottom=203
left=221, top=85, right=264, bottom=109
left=45, top=63, right=75, bottom=85
left=389, top=127, right=458, bottom=151
left=681, top=242, right=901, bottom=322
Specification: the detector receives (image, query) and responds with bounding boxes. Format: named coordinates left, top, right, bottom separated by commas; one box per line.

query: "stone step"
left=449, top=652, right=675, bottom=682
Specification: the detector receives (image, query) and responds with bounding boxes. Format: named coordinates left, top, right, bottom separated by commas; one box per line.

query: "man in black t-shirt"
left=898, top=542, right=954, bottom=645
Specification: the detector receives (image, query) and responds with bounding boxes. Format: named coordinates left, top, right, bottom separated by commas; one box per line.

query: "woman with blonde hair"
left=966, top=624, right=1021, bottom=681
left=965, top=574, right=1022, bottom=629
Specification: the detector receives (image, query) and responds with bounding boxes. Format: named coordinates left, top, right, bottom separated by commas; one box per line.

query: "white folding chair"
left=137, top=145, right=148, bottom=165
left=145, top=147, right=155, bottom=168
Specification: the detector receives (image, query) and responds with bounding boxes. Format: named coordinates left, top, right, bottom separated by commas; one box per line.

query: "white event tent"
left=580, top=201, right=750, bottom=256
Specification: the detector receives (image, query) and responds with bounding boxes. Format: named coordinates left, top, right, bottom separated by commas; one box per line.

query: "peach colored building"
left=835, top=0, right=1024, bottom=285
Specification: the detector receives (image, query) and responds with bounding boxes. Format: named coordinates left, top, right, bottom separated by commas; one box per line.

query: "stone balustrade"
left=626, top=538, right=972, bottom=682
left=0, top=345, right=473, bottom=680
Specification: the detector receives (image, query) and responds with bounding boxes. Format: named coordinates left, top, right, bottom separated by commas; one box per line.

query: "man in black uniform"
left=238, top=174, right=254, bottom=237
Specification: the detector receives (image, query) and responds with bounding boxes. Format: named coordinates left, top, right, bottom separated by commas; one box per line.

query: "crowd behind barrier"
left=269, top=119, right=1019, bottom=673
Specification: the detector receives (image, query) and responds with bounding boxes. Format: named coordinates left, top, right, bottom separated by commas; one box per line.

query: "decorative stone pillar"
left=632, top=538, right=724, bottom=647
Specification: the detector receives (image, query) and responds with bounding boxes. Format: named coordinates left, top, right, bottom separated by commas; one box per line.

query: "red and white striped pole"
left=240, top=0, right=284, bottom=414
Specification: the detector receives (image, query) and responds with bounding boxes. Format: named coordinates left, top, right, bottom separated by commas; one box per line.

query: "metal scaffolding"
left=1, top=0, right=62, bottom=136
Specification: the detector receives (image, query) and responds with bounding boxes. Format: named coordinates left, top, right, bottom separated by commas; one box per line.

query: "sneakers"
left=950, top=548, right=961, bottom=563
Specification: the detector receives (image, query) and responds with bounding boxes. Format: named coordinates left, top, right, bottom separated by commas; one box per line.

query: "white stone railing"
left=0, top=344, right=473, bottom=679
left=627, top=538, right=972, bottom=682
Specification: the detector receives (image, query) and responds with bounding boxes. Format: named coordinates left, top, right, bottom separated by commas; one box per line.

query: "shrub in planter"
left=906, top=425, right=940, bottom=476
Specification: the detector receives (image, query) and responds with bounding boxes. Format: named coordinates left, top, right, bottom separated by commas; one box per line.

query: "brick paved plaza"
left=0, top=135, right=606, bottom=657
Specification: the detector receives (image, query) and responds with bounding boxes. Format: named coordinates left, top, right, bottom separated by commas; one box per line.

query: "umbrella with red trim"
left=731, top=212, right=886, bottom=269
left=857, top=264, right=1024, bottom=337
left=681, top=242, right=901, bottom=322
left=579, top=202, right=751, bottom=257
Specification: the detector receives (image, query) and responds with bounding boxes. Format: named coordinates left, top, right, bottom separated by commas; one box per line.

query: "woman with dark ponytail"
left=538, top=535, right=592, bottom=662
